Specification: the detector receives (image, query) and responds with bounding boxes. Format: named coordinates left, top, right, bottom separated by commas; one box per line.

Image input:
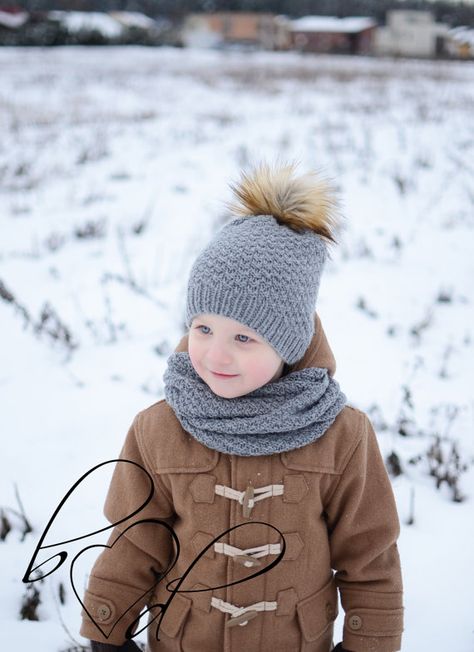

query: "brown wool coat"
left=79, top=314, right=404, bottom=652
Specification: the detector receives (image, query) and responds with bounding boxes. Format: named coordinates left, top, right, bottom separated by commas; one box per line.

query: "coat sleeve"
left=79, top=412, right=177, bottom=646
left=324, top=413, right=404, bottom=652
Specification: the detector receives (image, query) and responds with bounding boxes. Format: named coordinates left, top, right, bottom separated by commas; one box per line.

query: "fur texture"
left=225, top=160, right=343, bottom=244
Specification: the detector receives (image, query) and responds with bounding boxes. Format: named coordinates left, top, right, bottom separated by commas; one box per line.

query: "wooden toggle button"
left=226, top=609, right=259, bottom=628
left=242, top=484, right=255, bottom=518
left=233, top=554, right=262, bottom=567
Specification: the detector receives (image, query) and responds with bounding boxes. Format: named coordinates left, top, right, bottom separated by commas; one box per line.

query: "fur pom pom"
left=225, top=160, right=343, bottom=245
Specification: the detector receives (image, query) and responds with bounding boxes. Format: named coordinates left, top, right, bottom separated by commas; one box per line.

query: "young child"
left=80, top=161, right=404, bottom=652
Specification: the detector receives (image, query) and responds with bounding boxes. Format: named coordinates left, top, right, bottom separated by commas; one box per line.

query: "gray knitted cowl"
left=163, top=351, right=347, bottom=457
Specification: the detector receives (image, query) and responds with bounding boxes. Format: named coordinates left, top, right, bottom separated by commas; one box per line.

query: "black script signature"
left=23, top=459, right=286, bottom=642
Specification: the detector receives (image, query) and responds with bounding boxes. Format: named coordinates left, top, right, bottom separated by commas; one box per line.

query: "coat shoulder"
left=281, top=404, right=369, bottom=475
left=135, top=399, right=220, bottom=474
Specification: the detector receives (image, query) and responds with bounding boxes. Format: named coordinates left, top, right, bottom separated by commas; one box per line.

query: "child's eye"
left=194, top=326, right=252, bottom=343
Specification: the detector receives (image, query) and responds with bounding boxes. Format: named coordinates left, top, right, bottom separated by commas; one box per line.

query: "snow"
left=290, top=16, right=378, bottom=34
left=0, top=45, right=473, bottom=652
left=108, top=12, right=158, bottom=30
left=48, top=11, right=124, bottom=38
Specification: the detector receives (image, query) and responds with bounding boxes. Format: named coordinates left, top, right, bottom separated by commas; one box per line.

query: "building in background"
left=288, top=15, right=378, bottom=55
left=181, top=11, right=290, bottom=50
left=444, top=25, right=474, bottom=58
left=0, top=6, right=28, bottom=28
left=374, top=10, right=449, bottom=58
left=0, top=6, right=29, bottom=44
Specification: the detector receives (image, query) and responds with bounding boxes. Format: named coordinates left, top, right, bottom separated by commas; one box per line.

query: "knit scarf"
left=163, top=351, right=347, bottom=457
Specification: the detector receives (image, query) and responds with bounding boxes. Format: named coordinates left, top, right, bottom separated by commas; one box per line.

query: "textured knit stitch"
left=163, top=351, right=347, bottom=456
left=185, top=214, right=328, bottom=365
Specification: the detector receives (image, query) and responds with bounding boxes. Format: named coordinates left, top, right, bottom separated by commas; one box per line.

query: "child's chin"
left=211, top=387, right=239, bottom=399
left=209, top=383, right=247, bottom=399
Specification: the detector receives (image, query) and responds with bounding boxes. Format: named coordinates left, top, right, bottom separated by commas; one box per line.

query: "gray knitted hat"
left=185, top=160, right=343, bottom=365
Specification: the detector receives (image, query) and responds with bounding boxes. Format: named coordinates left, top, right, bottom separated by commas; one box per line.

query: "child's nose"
left=207, top=343, right=233, bottom=366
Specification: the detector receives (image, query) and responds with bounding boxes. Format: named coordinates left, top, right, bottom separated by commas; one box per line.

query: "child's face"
left=188, top=312, right=285, bottom=399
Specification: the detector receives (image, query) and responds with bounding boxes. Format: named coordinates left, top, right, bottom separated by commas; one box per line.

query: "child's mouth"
left=211, top=370, right=238, bottom=378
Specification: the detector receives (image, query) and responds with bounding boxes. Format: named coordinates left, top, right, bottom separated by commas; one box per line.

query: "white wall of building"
left=374, top=10, right=448, bottom=58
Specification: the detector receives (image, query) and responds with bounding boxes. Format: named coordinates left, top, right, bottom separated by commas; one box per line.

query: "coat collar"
left=173, top=313, right=336, bottom=377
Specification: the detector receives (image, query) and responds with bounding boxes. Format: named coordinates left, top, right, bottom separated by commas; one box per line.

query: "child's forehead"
left=192, top=313, right=257, bottom=334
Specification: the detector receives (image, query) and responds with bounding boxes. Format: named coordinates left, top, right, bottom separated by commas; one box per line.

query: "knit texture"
left=163, top=351, right=347, bottom=456
left=185, top=214, right=328, bottom=365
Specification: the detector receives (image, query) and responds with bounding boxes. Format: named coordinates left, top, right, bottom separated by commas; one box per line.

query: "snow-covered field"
left=1, top=45, right=473, bottom=652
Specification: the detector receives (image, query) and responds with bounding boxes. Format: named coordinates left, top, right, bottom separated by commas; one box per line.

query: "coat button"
left=226, top=610, right=259, bottom=628
left=234, top=554, right=262, bottom=567
left=242, top=484, right=255, bottom=518
left=97, top=604, right=111, bottom=621
left=348, top=614, right=362, bottom=630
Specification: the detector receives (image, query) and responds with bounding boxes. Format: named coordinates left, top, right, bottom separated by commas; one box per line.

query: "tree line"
left=20, top=0, right=474, bottom=28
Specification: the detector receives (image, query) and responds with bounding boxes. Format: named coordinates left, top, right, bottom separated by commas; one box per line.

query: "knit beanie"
left=185, top=160, right=343, bottom=365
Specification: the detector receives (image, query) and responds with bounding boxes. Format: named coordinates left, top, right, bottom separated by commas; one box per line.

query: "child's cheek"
left=188, top=338, right=203, bottom=374
left=245, top=357, right=276, bottom=388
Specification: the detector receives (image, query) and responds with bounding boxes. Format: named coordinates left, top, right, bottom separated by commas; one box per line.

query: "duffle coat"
left=79, top=313, right=404, bottom=652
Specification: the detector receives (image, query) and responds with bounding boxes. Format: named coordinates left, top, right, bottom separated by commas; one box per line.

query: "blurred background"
left=1, top=1, right=473, bottom=651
